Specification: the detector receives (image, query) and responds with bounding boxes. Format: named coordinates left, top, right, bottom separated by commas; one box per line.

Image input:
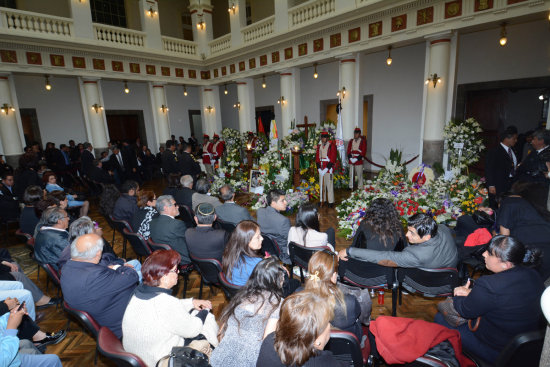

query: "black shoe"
left=36, top=297, right=62, bottom=310
left=328, top=203, right=334, bottom=208
left=34, top=329, right=67, bottom=348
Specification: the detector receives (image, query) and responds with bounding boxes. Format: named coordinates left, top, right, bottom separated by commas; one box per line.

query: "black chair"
left=103, top=213, right=118, bottom=247
left=1, top=217, right=19, bottom=246
left=396, top=268, right=461, bottom=309
left=97, top=327, right=147, bottom=367
left=338, top=256, right=398, bottom=316
left=39, top=263, right=62, bottom=297
left=325, top=330, right=366, bottom=367
left=63, top=301, right=101, bottom=364
left=465, top=329, right=545, bottom=367
left=178, top=204, right=197, bottom=228
left=214, top=218, right=236, bottom=233
left=147, top=238, right=193, bottom=298
left=261, top=234, right=282, bottom=258
left=218, top=270, right=241, bottom=300
left=109, top=215, right=133, bottom=259
left=122, top=228, right=152, bottom=261
left=190, top=254, right=222, bottom=298
left=288, top=241, right=331, bottom=283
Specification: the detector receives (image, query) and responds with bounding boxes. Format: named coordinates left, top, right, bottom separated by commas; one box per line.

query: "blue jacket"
left=113, top=194, right=138, bottom=223
left=34, top=228, right=70, bottom=267
left=454, top=266, right=544, bottom=351
left=60, top=260, right=139, bottom=338
left=0, top=313, right=20, bottom=367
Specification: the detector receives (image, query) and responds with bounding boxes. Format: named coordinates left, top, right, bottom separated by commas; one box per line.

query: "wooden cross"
left=296, top=116, right=316, bottom=140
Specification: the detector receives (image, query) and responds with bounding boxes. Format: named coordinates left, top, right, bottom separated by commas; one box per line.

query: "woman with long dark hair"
left=221, top=220, right=264, bottom=286
left=211, top=257, right=286, bottom=367
left=352, top=198, right=404, bottom=251
left=288, top=204, right=335, bottom=251
left=435, top=235, right=544, bottom=364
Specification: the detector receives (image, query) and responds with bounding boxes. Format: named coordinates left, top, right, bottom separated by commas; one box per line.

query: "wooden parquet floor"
left=2, top=179, right=441, bottom=366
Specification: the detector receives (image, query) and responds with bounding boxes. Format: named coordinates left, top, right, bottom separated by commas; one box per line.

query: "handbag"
left=472, top=210, right=495, bottom=227
left=155, top=346, right=211, bottom=367
left=437, top=297, right=481, bottom=331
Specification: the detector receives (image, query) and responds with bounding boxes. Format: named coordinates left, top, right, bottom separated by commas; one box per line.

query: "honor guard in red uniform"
left=315, top=131, right=337, bottom=207
left=347, top=127, right=367, bottom=190
left=212, top=134, right=224, bottom=169
left=202, top=134, right=214, bottom=179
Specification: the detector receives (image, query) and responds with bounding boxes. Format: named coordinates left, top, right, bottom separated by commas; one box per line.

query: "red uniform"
left=315, top=140, right=337, bottom=171
left=347, top=136, right=367, bottom=165
left=212, top=140, right=224, bottom=163
left=202, top=142, right=213, bottom=165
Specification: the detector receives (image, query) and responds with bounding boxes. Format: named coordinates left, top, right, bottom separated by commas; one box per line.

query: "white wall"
left=360, top=43, right=425, bottom=164
left=219, top=83, right=239, bottom=130
left=457, top=19, right=550, bottom=85
left=166, top=84, right=200, bottom=140
left=300, top=61, right=339, bottom=125
left=253, top=74, right=281, bottom=135
left=14, top=75, right=87, bottom=146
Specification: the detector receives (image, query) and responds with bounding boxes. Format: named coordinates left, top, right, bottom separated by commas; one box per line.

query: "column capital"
left=337, top=53, right=356, bottom=62
left=424, top=31, right=453, bottom=43
left=0, top=73, right=12, bottom=79
left=189, top=1, right=213, bottom=13
left=82, top=77, right=100, bottom=83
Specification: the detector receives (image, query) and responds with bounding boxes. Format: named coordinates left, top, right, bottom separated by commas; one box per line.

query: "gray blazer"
left=215, top=202, right=253, bottom=225
left=348, top=224, right=458, bottom=269
left=191, top=193, right=222, bottom=212
left=256, top=206, right=291, bottom=263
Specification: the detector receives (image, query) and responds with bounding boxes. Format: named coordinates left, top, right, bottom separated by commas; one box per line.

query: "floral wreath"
left=408, top=164, right=435, bottom=186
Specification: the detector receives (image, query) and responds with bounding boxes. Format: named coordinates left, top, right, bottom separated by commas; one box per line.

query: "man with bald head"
left=60, top=233, right=139, bottom=338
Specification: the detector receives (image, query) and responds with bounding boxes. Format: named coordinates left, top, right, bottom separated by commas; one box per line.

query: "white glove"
left=321, top=157, right=330, bottom=162
left=318, top=168, right=328, bottom=177
left=350, top=158, right=357, bottom=164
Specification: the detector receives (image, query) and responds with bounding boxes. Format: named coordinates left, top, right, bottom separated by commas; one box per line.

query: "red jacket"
left=347, top=136, right=366, bottom=165
left=212, top=141, right=224, bottom=162
left=315, top=141, right=337, bottom=171
left=370, top=316, right=474, bottom=366
left=202, top=142, right=213, bottom=165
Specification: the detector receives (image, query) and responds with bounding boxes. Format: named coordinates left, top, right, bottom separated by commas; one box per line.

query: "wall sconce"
left=123, top=81, right=130, bottom=94
left=224, top=84, right=228, bottom=95
left=183, top=85, right=188, bottom=96
left=262, top=75, right=266, bottom=88
left=313, top=63, right=318, bottom=79
left=499, top=22, right=507, bottom=46
left=233, top=101, right=241, bottom=110
left=386, top=46, right=393, bottom=66
left=160, top=104, right=169, bottom=113
left=91, top=104, right=103, bottom=113
left=45, top=75, right=52, bottom=91
left=196, top=14, right=206, bottom=30
left=425, top=74, right=441, bottom=88
left=277, top=96, right=286, bottom=105
left=147, top=6, right=158, bottom=17
left=0, top=104, right=15, bottom=114
left=205, top=105, right=214, bottom=113
left=336, top=87, right=346, bottom=99
left=228, top=3, right=236, bottom=14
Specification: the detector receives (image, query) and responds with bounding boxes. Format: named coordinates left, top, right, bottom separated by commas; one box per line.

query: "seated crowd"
left=1, top=137, right=549, bottom=367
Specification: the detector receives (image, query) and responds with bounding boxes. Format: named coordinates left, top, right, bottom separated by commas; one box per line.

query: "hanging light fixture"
left=183, top=85, right=188, bottom=96
left=313, top=63, right=318, bottom=79
left=123, top=81, right=130, bottom=94
left=224, top=84, right=228, bottom=95
left=44, top=75, right=52, bottom=91
left=262, top=75, right=266, bottom=88
left=386, top=46, right=393, bottom=66
left=499, top=22, right=507, bottom=46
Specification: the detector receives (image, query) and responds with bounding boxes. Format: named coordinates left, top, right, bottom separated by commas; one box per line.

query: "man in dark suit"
left=215, top=184, right=253, bottom=225
left=256, top=189, right=291, bottom=264
left=80, top=142, right=95, bottom=178
left=516, top=128, right=550, bottom=203
left=88, top=159, right=114, bottom=184
left=485, top=126, right=518, bottom=208
left=162, top=140, right=180, bottom=176
left=173, top=175, right=195, bottom=209
left=60, top=233, right=139, bottom=339
left=108, top=145, right=125, bottom=184
left=149, top=195, right=190, bottom=264
left=121, top=141, right=141, bottom=184
left=185, top=203, right=229, bottom=262
left=179, top=143, right=201, bottom=181
left=0, top=173, right=20, bottom=221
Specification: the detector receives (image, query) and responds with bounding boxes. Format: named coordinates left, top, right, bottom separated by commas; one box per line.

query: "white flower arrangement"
left=443, top=118, right=485, bottom=171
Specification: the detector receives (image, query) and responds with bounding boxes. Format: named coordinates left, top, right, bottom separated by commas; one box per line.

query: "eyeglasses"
left=169, top=268, right=179, bottom=274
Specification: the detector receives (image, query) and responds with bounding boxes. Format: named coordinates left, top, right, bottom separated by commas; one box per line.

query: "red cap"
left=354, top=127, right=361, bottom=133
left=320, top=131, right=329, bottom=137
left=203, top=134, right=209, bottom=139
left=213, top=134, right=219, bottom=139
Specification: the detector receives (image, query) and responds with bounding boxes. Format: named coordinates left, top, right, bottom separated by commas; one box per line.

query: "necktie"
left=117, top=154, right=124, bottom=168
left=508, top=147, right=515, bottom=173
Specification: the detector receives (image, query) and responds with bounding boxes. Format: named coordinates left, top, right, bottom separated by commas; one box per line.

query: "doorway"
left=188, top=110, right=202, bottom=138
left=255, top=106, right=274, bottom=134
left=19, top=108, right=41, bottom=147
left=105, top=110, right=146, bottom=144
